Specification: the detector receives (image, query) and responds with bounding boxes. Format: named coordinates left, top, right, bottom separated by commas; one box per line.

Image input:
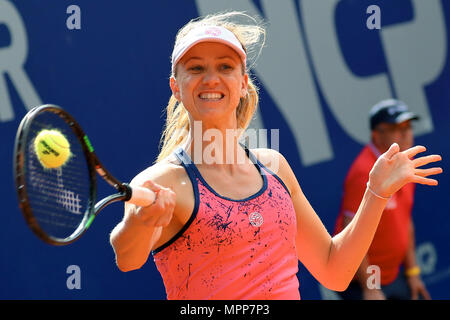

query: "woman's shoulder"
left=250, top=147, right=288, bottom=171
left=129, top=153, right=188, bottom=190
left=250, top=148, right=294, bottom=192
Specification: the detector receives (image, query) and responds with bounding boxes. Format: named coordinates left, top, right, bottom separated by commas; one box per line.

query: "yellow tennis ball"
left=34, top=129, right=71, bottom=169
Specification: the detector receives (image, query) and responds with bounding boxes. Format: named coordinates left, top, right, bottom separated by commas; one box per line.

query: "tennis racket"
left=13, top=104, right=155, bottom=246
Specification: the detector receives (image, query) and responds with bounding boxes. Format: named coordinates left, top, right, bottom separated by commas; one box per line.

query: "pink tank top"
left=152, top=147, right=300, bottom=300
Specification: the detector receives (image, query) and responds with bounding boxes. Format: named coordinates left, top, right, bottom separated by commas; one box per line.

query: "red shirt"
left=334, top=144, right=415, bottom=285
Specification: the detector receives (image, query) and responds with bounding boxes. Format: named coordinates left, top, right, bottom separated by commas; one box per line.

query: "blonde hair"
left=156, top=11, right=266, bottom=163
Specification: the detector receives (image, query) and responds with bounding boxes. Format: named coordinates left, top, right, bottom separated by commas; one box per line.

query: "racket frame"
left=13, top=104, right=132, bottom=245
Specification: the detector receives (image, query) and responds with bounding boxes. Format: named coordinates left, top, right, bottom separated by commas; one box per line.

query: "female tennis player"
left=109, top=11, right=442, bottom=299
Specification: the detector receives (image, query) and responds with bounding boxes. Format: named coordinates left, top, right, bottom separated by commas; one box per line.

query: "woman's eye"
left=220, top=64, right=233, bottom=71
left=188, top=65, right=204, bottom=72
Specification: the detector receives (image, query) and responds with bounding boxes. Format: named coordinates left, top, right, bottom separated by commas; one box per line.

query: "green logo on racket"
left=83, top=135, right=94, bottom=153
left=85, top=215, right=95, bottom=229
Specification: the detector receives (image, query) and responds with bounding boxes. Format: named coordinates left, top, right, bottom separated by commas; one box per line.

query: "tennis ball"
left=34, top=129, right=71, bottom=169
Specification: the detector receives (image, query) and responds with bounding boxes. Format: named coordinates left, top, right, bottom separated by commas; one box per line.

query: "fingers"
left=415, top=167, right=443, bottom=177
left=411, top=288, right=419, bottom=300
left=134, top=179, right=176, bottom=228
left=404, top=145, right=427, bottom=159
left=155, top=212, right=173, bottom=227
left=152, top=187, right=176, bottom=210
left=422, top=288, right=432, bottom=300
left=383, top=143, right=400, bottom=160
left=419, top=286, right=432, bottom=300
left=406, top=147, right=443, bottom=186
left=411, top=175, right=439, bottom=186
left=413, top=154, right=442, bottom=168
left=411, top=283, right=432, bottom=300
left=143, top=179, right=163, bottom=192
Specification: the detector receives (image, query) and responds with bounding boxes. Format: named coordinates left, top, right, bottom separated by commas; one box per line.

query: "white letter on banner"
left=66, top=265, right=81, bottom=290
left=195, top=0, right=333, bottom=166
left=366, top=5, right=381, bottom=30
left=66, top=5, right=81, bottom=30
left=366, top=265, right=381, bottom=289
left=380, top=0, right=446, bottom=136
left=301, top=0, right=391, bottom=145
left=0, top=0, right=42, bottom=122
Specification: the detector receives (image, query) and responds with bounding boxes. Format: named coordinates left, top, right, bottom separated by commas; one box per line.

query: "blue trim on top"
left=252, top=154, right=292, bottom=198
left=177, top=146, right=268, bottom=202
left=151, top=147, right=200, bottom=255
left=151, top=146, right=291, bottom=254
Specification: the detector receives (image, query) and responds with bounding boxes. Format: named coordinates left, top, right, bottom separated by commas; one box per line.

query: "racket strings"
left=24, top=111, right=92, bottom=239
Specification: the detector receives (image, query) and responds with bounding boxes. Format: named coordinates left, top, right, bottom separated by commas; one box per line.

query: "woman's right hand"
left=127, top=180, right=176, bottom=228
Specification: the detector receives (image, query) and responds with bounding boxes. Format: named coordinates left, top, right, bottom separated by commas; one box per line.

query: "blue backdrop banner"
left=0, top=0, right=449, bottom=299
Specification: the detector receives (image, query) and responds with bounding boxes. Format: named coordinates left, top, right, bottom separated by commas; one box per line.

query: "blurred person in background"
left=334, top=99, right=431, bottom=300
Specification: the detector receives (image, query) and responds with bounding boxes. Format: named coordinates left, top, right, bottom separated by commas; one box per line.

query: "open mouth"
left=198, top=92, right=224, bottom=101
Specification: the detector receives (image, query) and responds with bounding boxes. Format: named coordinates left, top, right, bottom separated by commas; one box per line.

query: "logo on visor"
left=388, top=105, right=407, bottom=115
left=205, top=27, right=222, bottom=37
left=249, top=212, right=263, bottom=227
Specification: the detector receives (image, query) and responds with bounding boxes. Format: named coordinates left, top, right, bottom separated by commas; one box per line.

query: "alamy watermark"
left=366, top=5, right=381, bottom=30
left=66, top=264, right=81, bottom=290
left=366, top=265, right=381, bottom=289
left=173, top=121, right=280, bottom=172
left=66, top=5, right=81, bottom=30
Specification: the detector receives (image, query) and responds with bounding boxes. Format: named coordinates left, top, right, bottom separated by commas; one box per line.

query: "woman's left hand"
left=368, top=143, right=443, bottom=198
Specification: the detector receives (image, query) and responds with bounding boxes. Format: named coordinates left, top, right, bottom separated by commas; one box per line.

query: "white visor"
left=171, top=25, right=247, bottom=74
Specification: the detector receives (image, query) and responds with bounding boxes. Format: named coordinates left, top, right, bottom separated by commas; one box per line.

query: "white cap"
left=171, top=25, right=247, bottom=74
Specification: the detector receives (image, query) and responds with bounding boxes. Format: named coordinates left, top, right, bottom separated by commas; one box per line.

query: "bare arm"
left=341, top=215, right=386, bottom=299
left=110, top=170, right=176, bottom=272
left=341, top=215, right=372, bottom=287
left=110, top=220, right=162, bottom=272
left=269, top=144, right=442, bottom=291
left=291, top=175, right=389, bottom=291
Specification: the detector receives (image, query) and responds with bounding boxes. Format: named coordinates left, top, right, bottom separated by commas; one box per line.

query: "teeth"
left=199, top=93, right=223, bottom=100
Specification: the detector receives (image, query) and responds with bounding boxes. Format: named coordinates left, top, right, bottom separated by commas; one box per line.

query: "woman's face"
left=170, top=41, right=248, bottom=126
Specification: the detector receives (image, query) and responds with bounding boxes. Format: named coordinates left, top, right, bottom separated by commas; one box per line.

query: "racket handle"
left=127, top=185, right=156, bottom=207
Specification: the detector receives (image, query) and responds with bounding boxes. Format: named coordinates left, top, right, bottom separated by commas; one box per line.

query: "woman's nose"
left=202, top=69, right=220, bottom=87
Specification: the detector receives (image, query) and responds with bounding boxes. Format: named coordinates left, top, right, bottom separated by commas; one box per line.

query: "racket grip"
left=127, top=186, right=156, bottom=207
